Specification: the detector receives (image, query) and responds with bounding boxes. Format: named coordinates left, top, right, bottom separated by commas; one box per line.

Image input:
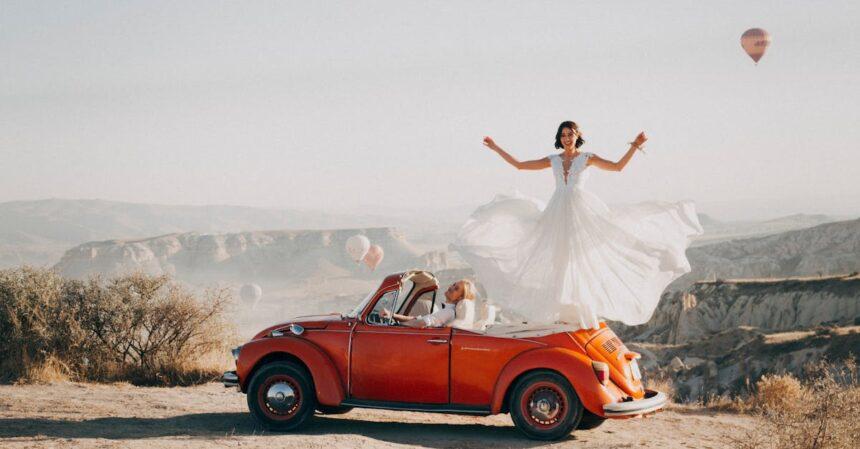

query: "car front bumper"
left=603, top=389, right=667, bottom=417
left=221, top=370, right=239, bottom=388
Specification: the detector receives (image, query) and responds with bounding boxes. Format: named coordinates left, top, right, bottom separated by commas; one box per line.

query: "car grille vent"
left=602, top=337, right=622, bottom=353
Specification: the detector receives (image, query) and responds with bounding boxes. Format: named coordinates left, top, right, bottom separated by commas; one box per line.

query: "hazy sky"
left=2, top=1, right=858, bottom=220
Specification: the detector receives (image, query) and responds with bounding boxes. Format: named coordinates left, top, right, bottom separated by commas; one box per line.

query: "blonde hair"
left=459, top=279, right=476, bottom=300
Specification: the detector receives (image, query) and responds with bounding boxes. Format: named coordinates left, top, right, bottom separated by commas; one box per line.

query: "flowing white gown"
left=451, top=151, right=704, bottom=329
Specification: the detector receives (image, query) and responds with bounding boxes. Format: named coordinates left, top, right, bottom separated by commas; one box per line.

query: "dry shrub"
left=732, top=357, right=860, bottom=449
left=700, top=392, right=750, bottom=413
left=79, top=272, right=234, bottom=385
left=0, top=267, right=88, bottom=382
left=752, top=373, right=806, bottom=413
left=644, top=372, right=676, bottom=402
left=0, top=267, right=235, bottom=386
left=20, top=355, right=72, bottom=384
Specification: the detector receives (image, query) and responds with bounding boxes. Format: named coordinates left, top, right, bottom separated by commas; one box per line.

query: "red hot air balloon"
left=741, top=28, right=771, bottom=64
left=362, top=244, right=384, bottom=271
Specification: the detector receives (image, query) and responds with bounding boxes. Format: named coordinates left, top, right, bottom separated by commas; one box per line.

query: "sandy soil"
left=0, top=382, right=758, bottom=449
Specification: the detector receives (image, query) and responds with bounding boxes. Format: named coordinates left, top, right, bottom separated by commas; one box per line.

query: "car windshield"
left=343, top=275, right=425, bottom=319
left=345, top=290, right=376, bottom=319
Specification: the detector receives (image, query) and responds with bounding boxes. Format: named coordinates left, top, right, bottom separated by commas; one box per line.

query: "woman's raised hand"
left=483, top=136, right=500, bottom=151
left=633, top=132, right=648, bottom=147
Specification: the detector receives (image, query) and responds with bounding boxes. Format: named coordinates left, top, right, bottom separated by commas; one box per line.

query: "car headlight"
left=231, top=345, right=242, bottom=361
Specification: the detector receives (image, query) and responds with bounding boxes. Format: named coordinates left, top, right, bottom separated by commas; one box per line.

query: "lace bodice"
left=549, top=152, right=592, bottom=189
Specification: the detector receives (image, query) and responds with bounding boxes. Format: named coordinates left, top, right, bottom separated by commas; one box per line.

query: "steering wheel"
left=367, top=311, right=398, bottom=326
left=367, top=311, right=381, bottom=324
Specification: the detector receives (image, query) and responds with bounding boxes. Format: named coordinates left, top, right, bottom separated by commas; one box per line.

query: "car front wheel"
left=247, top=361, right=316, bottom=431
left=510, top=370, right=583, bottom=440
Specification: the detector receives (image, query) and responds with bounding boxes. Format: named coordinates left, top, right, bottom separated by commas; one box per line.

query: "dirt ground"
left=0, top=382, right=758, bottom=449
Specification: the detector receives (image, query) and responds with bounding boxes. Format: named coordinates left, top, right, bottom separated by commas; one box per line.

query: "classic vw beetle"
left=223, top=270, right=666, bottom=440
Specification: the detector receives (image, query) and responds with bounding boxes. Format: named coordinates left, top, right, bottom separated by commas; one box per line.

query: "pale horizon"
left=3, top=1, right=859, bottom=222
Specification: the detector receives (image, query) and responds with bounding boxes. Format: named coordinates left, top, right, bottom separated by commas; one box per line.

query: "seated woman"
left=383, top=279, right=476, bottom=330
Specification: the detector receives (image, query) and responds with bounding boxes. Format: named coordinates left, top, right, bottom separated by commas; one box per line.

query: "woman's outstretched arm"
left=483, top=136, right=551, bottom=170
left=587, top=132, right=647, bottom=172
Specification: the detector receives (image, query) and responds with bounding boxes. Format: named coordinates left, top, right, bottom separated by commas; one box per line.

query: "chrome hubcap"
left=265, top=381, right=297, bottom=414
left=529, top=388, right=562, bottom=424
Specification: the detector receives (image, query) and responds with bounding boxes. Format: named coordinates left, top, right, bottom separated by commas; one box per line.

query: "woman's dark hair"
left=554, top=121, right=585, bottom=149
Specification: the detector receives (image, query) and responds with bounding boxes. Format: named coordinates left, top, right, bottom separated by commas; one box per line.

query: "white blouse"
left=451, top=299, right=476, bottom=330
left=417, top=300, right=475, bottom=330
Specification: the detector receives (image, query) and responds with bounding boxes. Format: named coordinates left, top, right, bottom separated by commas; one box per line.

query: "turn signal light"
left=592, top=361, right=610, bottom=386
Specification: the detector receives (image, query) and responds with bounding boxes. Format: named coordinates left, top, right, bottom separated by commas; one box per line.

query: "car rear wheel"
left=247, top=361, right=316, bottom=431
left=577, top=409, right=607, bottom=430
left=510, top=371, right=583, bottom=441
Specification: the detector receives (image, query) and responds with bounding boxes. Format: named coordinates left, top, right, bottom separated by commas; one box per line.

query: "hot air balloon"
left=239, top=283, right=263, bottom=309
left=362, top=244, right=384, bottom=271
left=345, top=234, right=370, bottom=263
left=741, top=28, right=771, bottom=64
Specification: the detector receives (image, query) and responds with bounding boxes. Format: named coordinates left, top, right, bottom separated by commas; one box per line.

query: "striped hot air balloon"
left=741, top=28, right=771, bottom=64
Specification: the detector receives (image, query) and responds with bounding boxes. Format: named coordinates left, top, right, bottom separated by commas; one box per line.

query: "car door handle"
left=426, top=338, right=448, bottom=345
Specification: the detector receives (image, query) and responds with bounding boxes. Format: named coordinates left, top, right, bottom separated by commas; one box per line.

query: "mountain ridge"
left=53, top=227, right=426, bottom=283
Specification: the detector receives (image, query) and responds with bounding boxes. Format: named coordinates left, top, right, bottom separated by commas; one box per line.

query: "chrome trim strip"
left=603, top=390, right=667, bottom=417
left=355, top=330, right=450, bottom=336
left=456, top=332, right=548, bottom=346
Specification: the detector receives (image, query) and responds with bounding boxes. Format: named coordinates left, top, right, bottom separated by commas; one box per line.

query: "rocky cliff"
left=0, top=199, right=402, bottom=268
left=671, top=218, right=860, bottom=289
left=620, top=274, right=860, bottom=344
left=690, top=213, right=842, bottom=246
left=54, top=228, right=423, bottom=282
left=632, top=326, right=860, bottom=401
left=617, top=274, right=860, bottom=400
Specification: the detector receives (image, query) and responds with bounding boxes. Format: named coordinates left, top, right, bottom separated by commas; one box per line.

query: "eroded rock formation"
left=54, top=228, right=422, bottom=282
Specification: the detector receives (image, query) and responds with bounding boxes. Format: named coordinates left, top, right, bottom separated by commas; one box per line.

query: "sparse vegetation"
left=644, top=371, right=676, bottom=402
left=730, top=358, right=860, bottom=449
left=0, top=267, right=235, bottom=386
left=696, top=391, right=751, bottom=413
left=751, top=373, right=806, bottom=412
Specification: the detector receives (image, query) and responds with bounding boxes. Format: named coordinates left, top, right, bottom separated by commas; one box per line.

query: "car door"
left=350, top=290, right=451, bottom=403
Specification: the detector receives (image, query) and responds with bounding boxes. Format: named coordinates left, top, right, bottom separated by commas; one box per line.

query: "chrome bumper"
left=221, top=370, right=239, bottom=388
left=603, top=389, right=667, bottom=417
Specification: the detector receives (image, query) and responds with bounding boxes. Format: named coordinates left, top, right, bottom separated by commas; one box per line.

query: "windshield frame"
left=345, top=290, right=377, bottom=319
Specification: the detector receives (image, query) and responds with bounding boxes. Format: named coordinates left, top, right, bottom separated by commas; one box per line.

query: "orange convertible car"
left=223, top=270, right=667, bottom=440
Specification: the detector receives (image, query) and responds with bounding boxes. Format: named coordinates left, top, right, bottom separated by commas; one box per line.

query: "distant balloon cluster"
left=741, top=28, right=771, bottom=65
left=345, top=234, right=385, bottom=271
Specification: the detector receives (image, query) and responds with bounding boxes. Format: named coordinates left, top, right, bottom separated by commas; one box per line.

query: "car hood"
left=252, top=313, right=344, bottom=340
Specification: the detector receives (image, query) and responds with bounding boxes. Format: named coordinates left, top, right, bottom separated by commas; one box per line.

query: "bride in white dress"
left=451, top=121, right=704, bottom=329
